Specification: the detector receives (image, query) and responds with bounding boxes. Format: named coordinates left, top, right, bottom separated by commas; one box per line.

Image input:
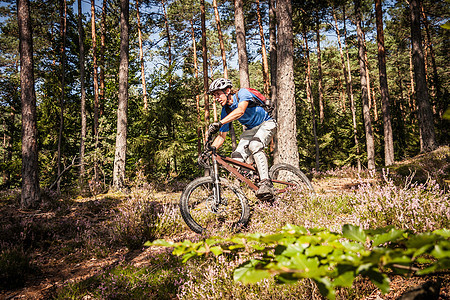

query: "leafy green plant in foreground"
left=149, top=224, right=450, bottom=299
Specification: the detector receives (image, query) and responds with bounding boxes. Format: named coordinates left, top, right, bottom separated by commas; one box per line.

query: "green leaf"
left=431, top=244, right=450, bottom=259
left=210, top=246, right=223, bottom=256
left=305, top=245, right=334, bottom=257
left=234, top=260, right=272, bottom=283
left=364, top=269, right=390, bottom=294
left=342, top=224, right=367, bottom=243
left=373, top=228, right=405, bottom=246
left=314, top=278, right=336, bottom=300
left=333, top=270, right=355, bottom=288
left=433, top=228, right=450, bottom=238
left=442, top=21, right=450, bottom=30
left=406, top=233, right=440, bottom=248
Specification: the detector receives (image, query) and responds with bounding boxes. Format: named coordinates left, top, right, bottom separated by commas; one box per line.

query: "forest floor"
left=1, top=147, right=449, bottom=299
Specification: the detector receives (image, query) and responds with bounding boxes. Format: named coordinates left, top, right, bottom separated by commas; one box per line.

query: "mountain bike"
left=179, top=133, right=314, bottom=234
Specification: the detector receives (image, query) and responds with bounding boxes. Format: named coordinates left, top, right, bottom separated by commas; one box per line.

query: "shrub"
left=0, top=247, right=33, bottom=289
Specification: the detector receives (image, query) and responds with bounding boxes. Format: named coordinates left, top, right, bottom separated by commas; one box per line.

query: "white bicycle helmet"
left=208, top=78, right=232, bottom=94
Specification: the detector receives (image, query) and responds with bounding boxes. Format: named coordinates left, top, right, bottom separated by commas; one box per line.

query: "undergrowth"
left=2, top=149, right=449, bottom=299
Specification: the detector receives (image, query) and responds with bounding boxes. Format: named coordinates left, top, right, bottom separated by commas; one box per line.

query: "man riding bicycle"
left=207, top=78, right=277, bottom=200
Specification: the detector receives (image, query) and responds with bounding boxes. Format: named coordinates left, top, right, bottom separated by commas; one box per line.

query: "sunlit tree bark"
left=375, top=0, right=394, bottom=166
left=200, top=0, right=209, bottom=131
left=304, top=30, right=319, bottom=170
left=18, top=0, right=40, bottom=208
left=113, top=0, right=129, bottom=188
left=91, top=0, right=100, bottom=181
left=78, top=0, right=86, bottom=188
left=316, top=17, right=324, bottom=124
left=256, top=0, right=270, bottom=96
left=57, top=0, right=67, bottom=193
left=274, top=0, right=298, bottom=167
left=409, top=0, right=437, bottom=152
left=136, top=0, right=148, bottom=109
left=355, top=0, right=375, bottom=170
left=234, top=0, right=249, bottom=88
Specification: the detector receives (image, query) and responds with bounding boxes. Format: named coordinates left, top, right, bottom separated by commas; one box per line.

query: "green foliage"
left=150, top=224, right=450, bottom=299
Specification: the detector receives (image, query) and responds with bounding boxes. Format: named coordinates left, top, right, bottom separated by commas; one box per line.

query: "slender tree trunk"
left=213, top=0, right=228, bottom=79
left=234, top=0, right=250, bottom=88
left=333, top=8, right=350, bottom=108
left=211, top=0, right=238, bottom=149
left=136, top=0, right=148, bottom=109
left=78, top=0, right=86, bottom=189
left=200, top=0, right=209, bottom=131
left=57, top=0, right=67, bottom=193
left=269, top=0, right=277, bottom=109
left=355, top=0, right=375, bottom=170
left=190, top=19, right=202, bottom=156
left=363, top=38, right=373, bottom=114
left=375, top=0, right=394, bottom=166
left=113, top=0, right=129, bottom=188
left=91, top=0, right=100, bottom=181
left=409, top=45, right=416, bottom=111
left=315, top=17, right=324, bottom=124
left=343, top=6, right=361, bottom=171
left=421, top=3, right=441, bottom=112
left=161, top=0, right=172, bottom=86
left=409, top=0, right=437, bottom=152
left=274, top=0, right=298, bottom=167
left=256, top=0, right=270, bottom=96
left=99, top=0, right=106, bottom=115
left=304, top=30, right=320, bottom=170
left=18, top=0, right=40, bottom=208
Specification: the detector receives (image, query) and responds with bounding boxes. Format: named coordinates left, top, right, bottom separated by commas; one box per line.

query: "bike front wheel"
left=180, top=176, right=250, bottom=234
left=269, top=163, right=314, bottom=203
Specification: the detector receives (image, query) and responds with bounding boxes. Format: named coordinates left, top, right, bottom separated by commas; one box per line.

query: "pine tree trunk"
left=78, top=0, right=87, bottom=189
left=269, top=0, right=277, bottom=108
left=91, top=0, right=100, bottom=181
left=113, top=0, right=129, bottom=189
left=213, top=0, right=228, bottom=79
left=409, top=46, right=416, bottom=111
left=161, top=0, right=172, bottom=86
left=274, top=0, right=298, bottom=167
left=409, top=0, right=437, bottom=152
left=136, top=0, right=148, bottom=109
left=343, top=5, right=361, bottom=171
left=420, top=3, right=441, bottom=114
left=375, top=0, right=394, bottom=166
left=355, top=0, right=375, bottom=170
left=18, top=0, right=40, bottom=208
left=99, top=0, right=106, bottom=115
left=333, top=8, right=350, bottom=107
left=190, top=19, right=202, bottom=156
left=200, top=0, right=209, bottom=133
left=57, top=0, right=67, bottom=194
left=316, top=18, right=324, bottom=124
left=234, top=0, right=250, bottom=88
left=304, top=30, right=320, bottom=170
left=256, top=0, right=270, bottom=96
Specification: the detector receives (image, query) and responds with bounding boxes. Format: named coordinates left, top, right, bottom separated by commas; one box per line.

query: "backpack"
left=236, top=88, right=275, bottom=119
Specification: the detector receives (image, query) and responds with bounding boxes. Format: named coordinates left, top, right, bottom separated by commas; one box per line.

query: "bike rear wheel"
left=269, top=164, right=314, bottom=203
left=180, top=176, right=250, bottom=234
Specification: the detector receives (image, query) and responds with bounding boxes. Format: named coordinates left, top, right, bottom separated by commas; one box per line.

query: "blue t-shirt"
left=219, top=88, right=272, bottom=132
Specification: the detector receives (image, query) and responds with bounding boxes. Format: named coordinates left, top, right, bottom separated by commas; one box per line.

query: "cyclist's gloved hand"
left=208, top=121, right=223, bottom=135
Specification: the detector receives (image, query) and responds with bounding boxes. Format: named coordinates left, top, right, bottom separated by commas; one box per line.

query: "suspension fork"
left=211, top=151, right=221, bottom=204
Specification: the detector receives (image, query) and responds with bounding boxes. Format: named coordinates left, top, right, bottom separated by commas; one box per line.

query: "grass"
left=1, top=147, right=449, bottom=299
